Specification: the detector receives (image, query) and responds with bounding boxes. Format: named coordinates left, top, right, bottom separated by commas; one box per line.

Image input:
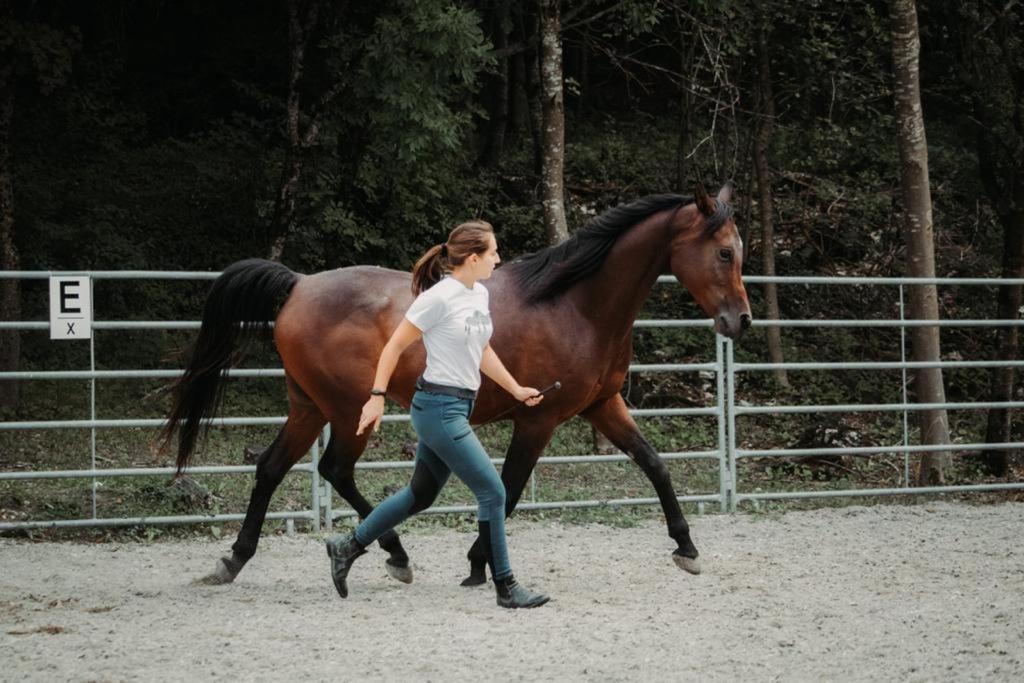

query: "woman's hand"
left=512, top=385, right=544, bottom=407
left=356, top=395, right=385, bottom=435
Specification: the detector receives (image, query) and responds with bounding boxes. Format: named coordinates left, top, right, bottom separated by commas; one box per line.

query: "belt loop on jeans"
left=415, top=375, right=478, bottom=400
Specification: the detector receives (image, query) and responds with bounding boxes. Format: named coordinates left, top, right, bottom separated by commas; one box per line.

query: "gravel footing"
left=2, top=502, right=1022, bottom=681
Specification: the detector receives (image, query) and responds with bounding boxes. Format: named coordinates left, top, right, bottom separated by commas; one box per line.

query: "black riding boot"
left=325, top=532, right=367, bottom=599
left=494, top=574, right=550, bottom=609
left=479, top=521, right=550, bottom=609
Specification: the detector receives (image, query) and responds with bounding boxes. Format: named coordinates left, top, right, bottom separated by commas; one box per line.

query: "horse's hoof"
left=194, top=557, right=237, bottom=585
left=459, top=571, right=487, bottom=587
left=385, top=559, right=414, bottom=584
left=672, top=553, right=702, bottom=575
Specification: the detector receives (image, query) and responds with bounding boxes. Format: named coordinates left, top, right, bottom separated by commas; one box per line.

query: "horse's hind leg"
left=462, top=419, right=556, bottom=587
left=198, top=404, right=325, bottom=585
left=317, top=423, right=413, bottom=584
left=583, top=393, right=701, bottom=574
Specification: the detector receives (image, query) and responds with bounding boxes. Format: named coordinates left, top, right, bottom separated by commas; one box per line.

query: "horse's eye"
left=719, top=249, right=733, bottom=262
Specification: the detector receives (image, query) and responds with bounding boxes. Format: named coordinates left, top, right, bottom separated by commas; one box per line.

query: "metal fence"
left=1, top=270, right=1022, bottom=532
left=730, top=274, right=1024, bottom=510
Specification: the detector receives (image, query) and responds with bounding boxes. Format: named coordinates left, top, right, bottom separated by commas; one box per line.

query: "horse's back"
left=279, top=266, right=412, bottom=331
left=274, top=266, right=417, bottom=410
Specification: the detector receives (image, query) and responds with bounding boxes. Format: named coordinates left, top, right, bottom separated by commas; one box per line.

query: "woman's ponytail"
left=411, top=243, right=447, bottom=294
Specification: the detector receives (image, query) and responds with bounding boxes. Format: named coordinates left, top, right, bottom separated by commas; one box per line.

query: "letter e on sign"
left=49, top=276, right=92, bottom=340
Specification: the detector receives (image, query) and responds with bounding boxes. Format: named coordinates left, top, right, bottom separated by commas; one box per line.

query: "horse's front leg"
left=461, top=418, right=557, bottom=586
left=582, top=394, right=701, bottom=574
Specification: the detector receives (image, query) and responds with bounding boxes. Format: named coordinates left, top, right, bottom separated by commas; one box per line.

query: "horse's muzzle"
left=716, top=312, right=752, bottom=340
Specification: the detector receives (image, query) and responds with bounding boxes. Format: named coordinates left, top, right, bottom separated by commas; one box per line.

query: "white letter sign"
left=49, top=276, right=92, bottom=340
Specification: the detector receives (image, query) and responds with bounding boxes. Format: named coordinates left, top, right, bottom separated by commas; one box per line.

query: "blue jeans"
left=353, top=390, right=511, bottom=579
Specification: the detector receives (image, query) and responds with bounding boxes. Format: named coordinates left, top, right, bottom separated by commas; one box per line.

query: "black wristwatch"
left=370, top=388, right=387, bottom=396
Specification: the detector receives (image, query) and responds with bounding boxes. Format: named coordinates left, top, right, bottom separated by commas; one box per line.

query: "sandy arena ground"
left=1, top=502, right=1022, bottom=681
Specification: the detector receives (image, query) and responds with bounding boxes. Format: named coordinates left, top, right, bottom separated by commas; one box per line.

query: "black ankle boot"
left=494, top=574, right=550, bottom=609
left=325, top=532, right=367, bottom=599
left=478, top=521, right=550, bottom=608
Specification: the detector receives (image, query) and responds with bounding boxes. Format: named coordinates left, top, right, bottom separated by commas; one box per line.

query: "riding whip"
left=489, top=380, right=561, bottom=421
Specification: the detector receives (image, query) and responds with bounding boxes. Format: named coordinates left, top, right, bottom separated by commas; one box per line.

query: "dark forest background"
left=3, top=1, right=1019, bottom=275
left=2, top=1, right=1023, bottom=491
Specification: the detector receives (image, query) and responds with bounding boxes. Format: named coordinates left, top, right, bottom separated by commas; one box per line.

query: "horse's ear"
left=717, top=182, right=734, bottom=204
left=694, top=183, right=715, bottom=216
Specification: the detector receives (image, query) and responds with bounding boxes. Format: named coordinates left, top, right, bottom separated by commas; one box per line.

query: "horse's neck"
left=566, top=211, right=672, bottom=334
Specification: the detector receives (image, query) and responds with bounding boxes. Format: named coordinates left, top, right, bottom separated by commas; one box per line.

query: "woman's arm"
left=480, top=344, right=543, bottom=406
left=356, top=320, right=423, bottom=435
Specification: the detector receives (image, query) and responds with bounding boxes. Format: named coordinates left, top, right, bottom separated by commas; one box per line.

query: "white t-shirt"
left=405, top=276, right=494, bottom=391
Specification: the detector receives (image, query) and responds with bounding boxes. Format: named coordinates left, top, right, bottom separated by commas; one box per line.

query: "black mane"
left=508, top=193, right=733, bottom=304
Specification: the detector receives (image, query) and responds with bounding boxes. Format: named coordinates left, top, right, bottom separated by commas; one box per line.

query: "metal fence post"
left=310, top=429, right=321, bottom=532
left=716, top=333, right=728, bottom=512
left=89, top=277, right=98, bottom=519
left=726, top=337, right=738, bottom=513
left=899, top=284, right=910, bottom=487
left=322, top=423, right=333, bottom=532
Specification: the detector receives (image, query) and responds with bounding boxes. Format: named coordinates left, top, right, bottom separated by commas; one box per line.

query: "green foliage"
left=357, top=0, right=491, bottom=159
left=0, top=14, right=79, bottom=93
left=274, top=0, right=496, bottom=269
left=610, top=1, right=667, bottom=39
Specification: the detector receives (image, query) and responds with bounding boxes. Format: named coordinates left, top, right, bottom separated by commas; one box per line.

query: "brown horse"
left=161, top=183, right=751, bottom=586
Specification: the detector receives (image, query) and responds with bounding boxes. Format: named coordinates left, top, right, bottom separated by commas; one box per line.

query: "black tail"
left=159, top=259, right=298, bottom=475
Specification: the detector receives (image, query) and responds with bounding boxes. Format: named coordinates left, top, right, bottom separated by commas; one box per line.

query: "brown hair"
left=411, top=220, right=494, bottom=294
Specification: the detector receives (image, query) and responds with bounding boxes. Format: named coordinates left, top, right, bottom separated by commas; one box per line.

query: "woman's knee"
left=477, top=477, right=505, bottom=509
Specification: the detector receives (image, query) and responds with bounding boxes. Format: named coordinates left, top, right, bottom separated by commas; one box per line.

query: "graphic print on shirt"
left=464, top=310, right=492, bottom=344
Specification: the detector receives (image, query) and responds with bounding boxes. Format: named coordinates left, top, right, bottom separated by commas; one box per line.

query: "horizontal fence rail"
left=0, top=451, right=721, bottom=481
left=0, top=363, right=717, bottom=382
left=1, top=270, right=1022, bottom=531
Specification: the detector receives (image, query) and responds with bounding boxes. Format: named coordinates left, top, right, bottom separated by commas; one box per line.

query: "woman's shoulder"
left=410, top=278, right=453, bottom=311
left=419, top=276, right=458, bottom=298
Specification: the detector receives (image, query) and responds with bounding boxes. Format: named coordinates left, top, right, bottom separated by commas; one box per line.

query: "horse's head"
left=668, top=183, right=752, bottom=339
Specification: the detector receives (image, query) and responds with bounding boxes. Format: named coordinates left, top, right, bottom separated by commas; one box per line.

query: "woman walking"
left=325, top=221, right=550, bottom=609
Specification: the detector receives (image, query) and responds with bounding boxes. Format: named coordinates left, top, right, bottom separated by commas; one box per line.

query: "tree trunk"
left=576, top=26, right=590, bottom=115
left=972, top=5, right=1024, bottom=476
left=509, top=47, right=526, bottom=141
left=739, top=150, right=753, bottom=264
left=737, top=119, right=757, bottom=264
left=539, top=0, right=568, bottom=244
left=516, top=6, right=544, bottom=177
left=675, top=10, right=697, bottom=192
left=269, top=0, right=327, bottom=262
left=479, top=0, right=510, bottom=168
left=0, top=81, right=20, bottom=413
left=753, top=21, right=789, bottom=389
left=269, top=153, right=303, bottom=262
left=890, top=0, right=951, bottom=484
left=981, top=169, right=1024, bottom=475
